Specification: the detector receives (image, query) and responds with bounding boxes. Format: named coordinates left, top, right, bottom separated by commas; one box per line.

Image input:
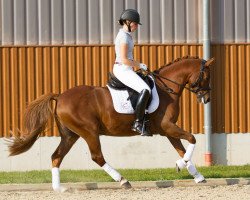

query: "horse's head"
left=153, top=56, right=215, bottom=104
left=188, top=58, right=215, bottom=104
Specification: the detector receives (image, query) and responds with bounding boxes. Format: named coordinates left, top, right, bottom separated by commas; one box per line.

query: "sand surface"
left=0, top=184, right=249, bottom=200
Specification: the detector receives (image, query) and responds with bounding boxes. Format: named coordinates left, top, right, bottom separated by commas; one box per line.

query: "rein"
left=151, top=60, right=211, bottom=96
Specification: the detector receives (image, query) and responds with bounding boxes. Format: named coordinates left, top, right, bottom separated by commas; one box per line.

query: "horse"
left=7, top=56, right=214, bottom=192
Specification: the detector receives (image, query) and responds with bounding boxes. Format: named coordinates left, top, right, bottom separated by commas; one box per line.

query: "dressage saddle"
left=107, top=72, right=154, bottom=110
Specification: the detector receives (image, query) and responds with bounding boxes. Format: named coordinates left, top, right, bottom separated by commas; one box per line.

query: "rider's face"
left=124, top=20, right=138, bottom=32
left=130, top=22, right=138, bottom=32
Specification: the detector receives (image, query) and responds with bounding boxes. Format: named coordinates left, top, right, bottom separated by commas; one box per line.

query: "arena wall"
left=1, top=134, right=249, bottom=171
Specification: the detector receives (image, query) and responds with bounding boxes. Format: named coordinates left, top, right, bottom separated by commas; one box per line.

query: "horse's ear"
left=205, top=57, right=215, bottom=67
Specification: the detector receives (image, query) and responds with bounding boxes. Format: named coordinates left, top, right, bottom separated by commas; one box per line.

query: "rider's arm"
left=120, top=43, right=140, bottom=71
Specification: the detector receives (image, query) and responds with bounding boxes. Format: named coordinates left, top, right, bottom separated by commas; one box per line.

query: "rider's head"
left=118, top=9, right=141, bottom=32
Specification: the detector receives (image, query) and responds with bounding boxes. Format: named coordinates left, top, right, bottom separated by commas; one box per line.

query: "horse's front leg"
left=162, top=123, right=206, bottom=183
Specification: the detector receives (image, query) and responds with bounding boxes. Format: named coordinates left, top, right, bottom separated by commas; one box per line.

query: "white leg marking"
left=186, top=161, right=205, bottom=183
left=102, top=163, right=122, bottom=182
left=183, top=143, right=195, bottom=161
left=176, top=158, right=187, bottom=170
left=51, top=167, right=67, bottom=192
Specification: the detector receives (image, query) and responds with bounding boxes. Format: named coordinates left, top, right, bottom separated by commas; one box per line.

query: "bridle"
left=151, top=60, right=211, bottom=98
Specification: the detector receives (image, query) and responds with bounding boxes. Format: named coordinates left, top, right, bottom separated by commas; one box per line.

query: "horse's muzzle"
left=197, top=91, right=210, bottom=104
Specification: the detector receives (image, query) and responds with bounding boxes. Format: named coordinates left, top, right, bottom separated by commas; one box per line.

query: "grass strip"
left=0, top=165, right=249, bottom=184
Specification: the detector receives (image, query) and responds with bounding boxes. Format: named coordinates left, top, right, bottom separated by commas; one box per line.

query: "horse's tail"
left=8, top=93, right=59, bottom=156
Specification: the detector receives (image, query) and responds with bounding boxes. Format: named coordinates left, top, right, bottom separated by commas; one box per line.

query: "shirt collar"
left=120, top=28, right=131, bottom=35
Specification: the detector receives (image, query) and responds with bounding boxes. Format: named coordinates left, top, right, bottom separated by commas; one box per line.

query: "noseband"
left=152, top=60, right=211, bottom=97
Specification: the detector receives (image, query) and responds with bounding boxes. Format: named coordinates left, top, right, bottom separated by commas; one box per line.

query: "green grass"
left=0, top=165, right=249, bottom=184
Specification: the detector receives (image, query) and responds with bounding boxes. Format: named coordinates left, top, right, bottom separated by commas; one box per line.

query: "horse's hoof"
left=198, top=179, right=207, bottom=183
left=194, top=173, right=206, bottom=183
left=120, top=178, right=132, bottom=189
left=176, top=164, right=180, bottom=173
left=176, top=159, right=187, bottom=172
left=53, top=186, right=68, bottom=193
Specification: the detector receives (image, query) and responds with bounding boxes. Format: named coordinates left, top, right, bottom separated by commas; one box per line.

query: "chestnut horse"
left=8, top=56, right=214, bottom=192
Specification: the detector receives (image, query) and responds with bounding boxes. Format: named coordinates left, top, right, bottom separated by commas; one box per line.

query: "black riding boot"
left=131, top=89, right=152, bottom=136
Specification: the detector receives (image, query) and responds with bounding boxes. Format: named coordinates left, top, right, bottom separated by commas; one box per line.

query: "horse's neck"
left=159, top=61, right=192, bottom=86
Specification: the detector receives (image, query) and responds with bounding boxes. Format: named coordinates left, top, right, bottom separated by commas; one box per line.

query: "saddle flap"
left=107, top=72, right=156, bottom=110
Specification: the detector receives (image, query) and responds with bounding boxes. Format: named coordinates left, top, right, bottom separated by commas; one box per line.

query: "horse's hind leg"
left=83, top=133, right=132, bottom=189
left=164, top=124, right=205, bottom=183
left=51, top=125, right=79, bottom=192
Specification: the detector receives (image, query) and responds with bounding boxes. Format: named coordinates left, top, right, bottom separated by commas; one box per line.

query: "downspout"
left=203, top=0, right=213, bottom=166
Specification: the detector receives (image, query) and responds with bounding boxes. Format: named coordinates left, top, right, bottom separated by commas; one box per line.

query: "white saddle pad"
left=107, top=78, right=159, bottom=114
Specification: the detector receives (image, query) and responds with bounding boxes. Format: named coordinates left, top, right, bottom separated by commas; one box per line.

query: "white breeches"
left=113, top=64, right=151, bottom=94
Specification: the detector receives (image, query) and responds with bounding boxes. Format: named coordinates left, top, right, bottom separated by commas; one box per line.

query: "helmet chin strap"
left=126, top=21, right=132, bottom=32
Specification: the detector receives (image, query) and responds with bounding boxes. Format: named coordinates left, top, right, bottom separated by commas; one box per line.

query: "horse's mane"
left=154, top=56, right=200, bottom=73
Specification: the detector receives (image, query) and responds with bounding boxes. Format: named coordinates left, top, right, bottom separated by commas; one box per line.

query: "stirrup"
left=132, top=120, right=152, bottom=136
left=131, top=120, right=143, bottom=134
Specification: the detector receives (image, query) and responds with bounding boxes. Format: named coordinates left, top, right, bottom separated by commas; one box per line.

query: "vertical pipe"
left=203, top=0, right=213, bottom=166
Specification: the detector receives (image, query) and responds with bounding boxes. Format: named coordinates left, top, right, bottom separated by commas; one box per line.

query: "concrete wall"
left=0, top=134, right=249, bottom=171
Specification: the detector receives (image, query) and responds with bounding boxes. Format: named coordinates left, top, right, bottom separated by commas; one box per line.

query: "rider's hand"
left=139, top=63, right=148, bottom=71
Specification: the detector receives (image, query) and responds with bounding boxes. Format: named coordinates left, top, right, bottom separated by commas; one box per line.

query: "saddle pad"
left=107, top=80, right=159, bottom=114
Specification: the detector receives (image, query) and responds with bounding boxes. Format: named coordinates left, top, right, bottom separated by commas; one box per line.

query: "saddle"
left=107, top=72, right=154, bottom=110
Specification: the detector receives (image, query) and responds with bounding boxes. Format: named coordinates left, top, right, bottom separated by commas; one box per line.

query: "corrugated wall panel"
left=76, top=0, right=87, bottom=44
left=161, top=0, right=174, bottom=43
left=88, top=0, right=100, bottom=44
left=238, top=45, right=247, bottom=132
left=222, top=0, right=235, bottom=43
left=247, top=46, right=250, bottom=131
left=39, top=0, right=51, bottom=44
left=51, top=0, right=63, bottom=44
left=211, top=44, right=250, bottom=134
left=2, top=48, right=11, bottom=137
left=2, top=0, right=13, bottom=45
left=187, top=0, right=199, bottom=43
left=64, top=0, right=76, bottom=44
left=100, top=0, right=112, bottom=44
left=235, top=0, right=247, bottom=43
left=149, top=0, right=161, bottom=43
left=248, top=0, right=250, bottom=42
left=10, top=48, right=18, bottom=136
left=1, top=44, right=250, bottom=137
left=2, top=0, right=250, bottom=45
left=27, top=0, right=38, bottom=45
left=14, top=0, right=25, bottom=45
left=138, top=0, right=149, bottom=43
left=174, top=0, right=186, bottom=43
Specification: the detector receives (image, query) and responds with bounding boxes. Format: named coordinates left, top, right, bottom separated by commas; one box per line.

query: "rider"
left=113, top=9, right=152, bottom=136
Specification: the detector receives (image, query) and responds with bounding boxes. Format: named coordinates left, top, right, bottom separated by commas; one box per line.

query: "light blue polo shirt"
left=115, top=29, right=134, bottom=63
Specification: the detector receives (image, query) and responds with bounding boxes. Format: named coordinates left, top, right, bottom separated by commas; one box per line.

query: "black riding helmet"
left=118, top=9, right=141, bottom=32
